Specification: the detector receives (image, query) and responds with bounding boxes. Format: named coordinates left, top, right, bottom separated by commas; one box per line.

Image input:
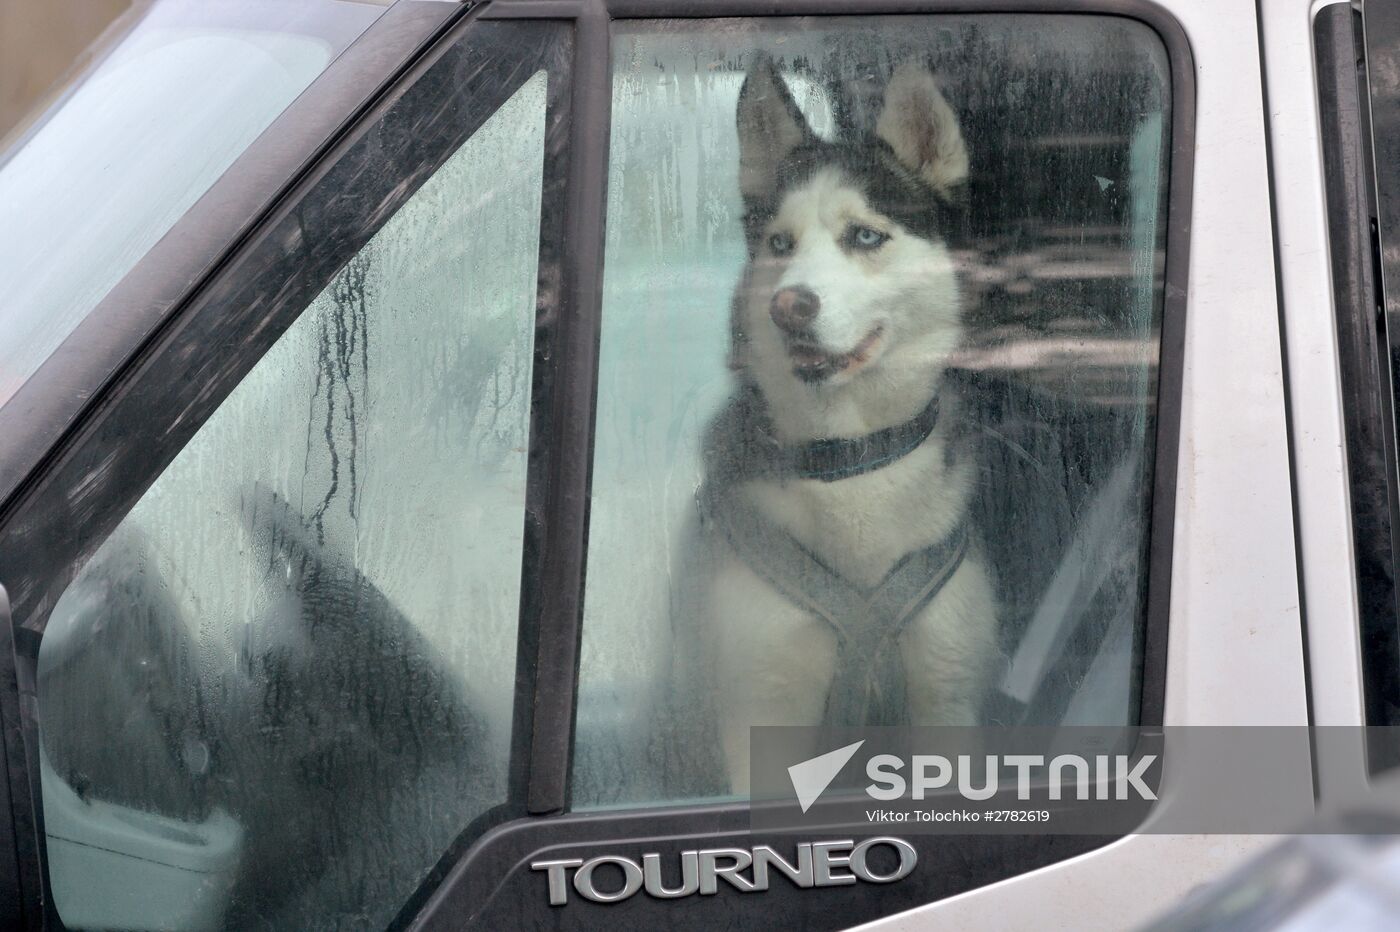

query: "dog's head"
left=731, top=57, right=969, bottom=425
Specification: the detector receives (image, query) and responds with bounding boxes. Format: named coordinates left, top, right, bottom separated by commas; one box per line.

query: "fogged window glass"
left=575, top=17, right=1170, bottom=805
left=37, top=72, right=547, bottom=930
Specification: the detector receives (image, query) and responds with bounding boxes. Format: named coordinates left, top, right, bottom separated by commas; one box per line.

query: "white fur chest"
left=737, top=427, right=973, bottom=588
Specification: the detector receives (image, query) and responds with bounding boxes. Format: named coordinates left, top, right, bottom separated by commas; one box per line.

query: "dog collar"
left=783, top=392, right=942, bottom=482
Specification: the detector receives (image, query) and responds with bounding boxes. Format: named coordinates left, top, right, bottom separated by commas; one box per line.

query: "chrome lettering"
left=812, top=841, right=856, bottom=886
left=574, top=855, right=644, bottom=903
left=530, top=858, right=583, bottom=907
left=849, top=838, right=917, bottom=884
left=751, top=844, right=813, bottom=889
left=642, top=850, right=700, bottom=898
left=698, top=848, right=758, bottom=894
left=530, top=838, right=917, bottom=906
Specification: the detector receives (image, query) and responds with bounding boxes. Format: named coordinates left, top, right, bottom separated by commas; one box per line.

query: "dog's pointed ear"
left=737, top=55, right=813, bottom=200
left=875, top=62, right=969, bottom=200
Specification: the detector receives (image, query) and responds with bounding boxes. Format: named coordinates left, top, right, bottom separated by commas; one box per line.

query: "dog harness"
left=699, top=387, right=969, bottom=727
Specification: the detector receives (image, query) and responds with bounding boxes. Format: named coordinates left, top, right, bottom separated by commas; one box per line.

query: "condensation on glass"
left=575, top=17, right=1171, bottom=806
left=36, top=72, right=547, bottom=931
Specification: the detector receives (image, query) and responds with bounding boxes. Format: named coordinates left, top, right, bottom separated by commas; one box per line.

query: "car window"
left=0, top=0, right=380, bottom=411
left=573, top=15, right=1172, bottom=806
left=35, top=67, right=548, bottom=931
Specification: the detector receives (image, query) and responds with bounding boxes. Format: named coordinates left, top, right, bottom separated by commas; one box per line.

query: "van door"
left=0, top=7, right=573, bottom=928
left=0, top=1, right=1310, bottom=930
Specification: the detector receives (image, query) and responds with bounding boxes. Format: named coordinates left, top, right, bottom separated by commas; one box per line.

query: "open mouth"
left=787, top=326, right=886, bottom=383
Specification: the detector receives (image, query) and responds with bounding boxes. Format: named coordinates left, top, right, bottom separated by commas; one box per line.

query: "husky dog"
left=688, top=57, right=1001, bottom=792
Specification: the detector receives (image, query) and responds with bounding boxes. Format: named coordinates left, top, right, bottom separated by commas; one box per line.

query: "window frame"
left=486, top=0, right=1195, bottom=816
left=1315, top=0, right=1400, bottom=771
left=0, top=0, right=1196, bottom=928
left=0, top=6, right=574, bottom=928
left=1314, top=2, right=1400, bottom=767
left=419, top=0, right=1194, bottom=927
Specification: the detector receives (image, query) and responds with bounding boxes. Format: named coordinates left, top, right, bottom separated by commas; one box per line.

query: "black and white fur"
left=703, top=57, right=1000, bottom=791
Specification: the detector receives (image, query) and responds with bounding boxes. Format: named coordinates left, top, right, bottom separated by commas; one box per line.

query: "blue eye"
left=768, top=232, right=795, bottom=256
left=850, top=226, right=889, bottom=250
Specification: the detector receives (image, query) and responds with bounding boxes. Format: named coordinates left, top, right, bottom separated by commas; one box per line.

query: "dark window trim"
left=414, top=804, right=1115, bottom=930
left=0, top=9, right=574, bottom=928
left=1315, top=2, right=1400, bottom=769
left=416, top=0, right=1194, bottom=927
left=516, top=0, right=611, bottom=821
left=0, top=586, right=21, bottom=930
left=1333, top=0, right=1400, bottom=766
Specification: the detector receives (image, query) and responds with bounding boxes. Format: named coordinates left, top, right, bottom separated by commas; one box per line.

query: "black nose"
left=770, top=286, right=820, bottom=334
